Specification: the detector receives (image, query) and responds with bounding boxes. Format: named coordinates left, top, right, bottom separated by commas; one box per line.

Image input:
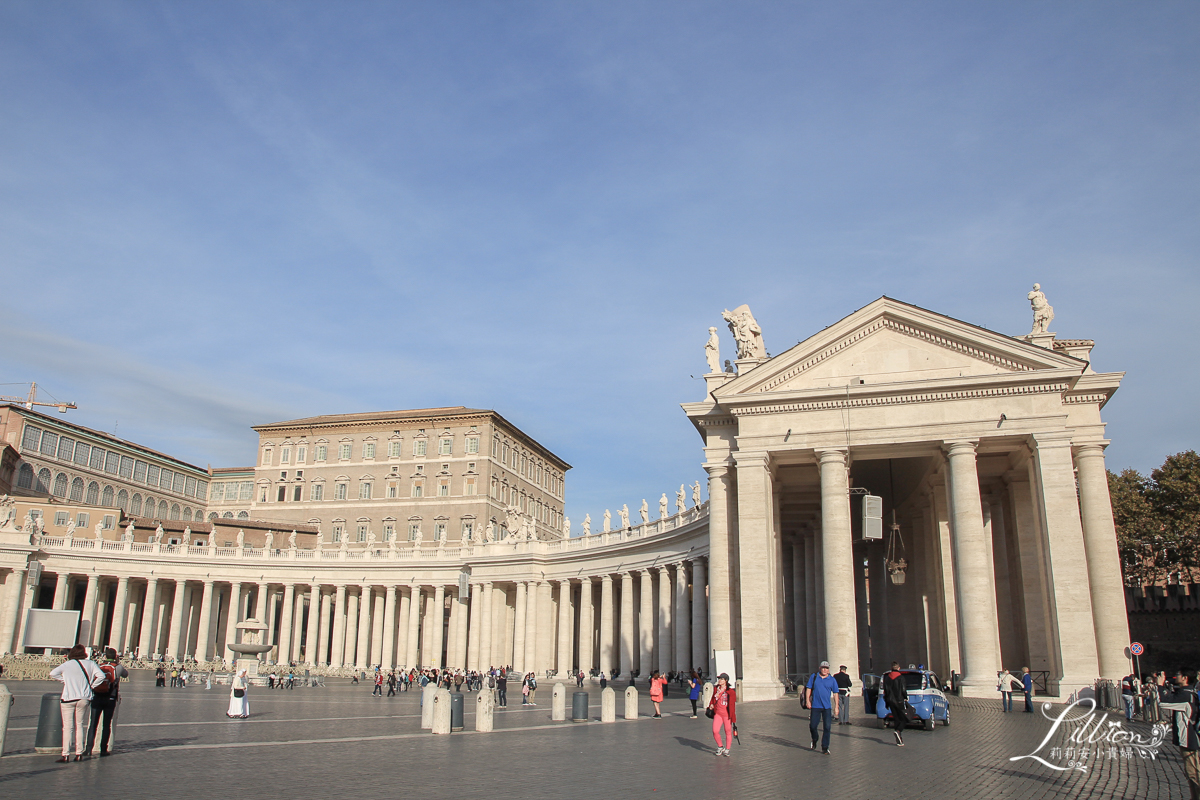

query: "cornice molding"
left=730, top=381, right=1070, bottom=416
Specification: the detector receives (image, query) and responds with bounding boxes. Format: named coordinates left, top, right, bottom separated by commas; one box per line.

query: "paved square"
left=0, top=675, right=1189, bottom=799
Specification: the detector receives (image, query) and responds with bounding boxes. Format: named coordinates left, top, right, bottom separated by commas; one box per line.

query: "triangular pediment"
left=715, top=297, right=1085, bottom=398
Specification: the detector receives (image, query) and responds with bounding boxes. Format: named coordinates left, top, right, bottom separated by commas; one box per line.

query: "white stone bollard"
left=475, top=688, right=494, bottom=732
left=601, top=687, right=616, bottom=722
left=702, top=681, right=714, bottom=710
left=552, top=682, right=566, bottom=721
left=0, top=684, right=11, bottom=757
left=432, top=688, right=451, bottom=734
left=624, top=685, right=639, bottom=720
left=421, top=684, right=437, bottom=729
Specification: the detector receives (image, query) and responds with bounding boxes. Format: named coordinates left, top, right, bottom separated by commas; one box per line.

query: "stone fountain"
left=228, top=618, right=271, bottom=676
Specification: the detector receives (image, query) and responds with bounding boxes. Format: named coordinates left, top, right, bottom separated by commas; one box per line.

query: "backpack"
left=94, top=663, right=117, bottom=696
left=488, top=676, right=496, bottom=688
left=529, top=678, right=537, bottom=690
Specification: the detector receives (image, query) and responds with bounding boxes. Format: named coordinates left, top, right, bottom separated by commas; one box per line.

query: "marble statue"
left=677, top=485, right=686, bottom=514
left=125, top=521, right=136, bottom=541
left=339, top=532, right=348, bottom=550
left=526, top=516, right=536, bottom=540
left=65, top=517, right=76, bottom=538
left=483, top=520, right=495, bottom=542
left=582, top=514, right=591, bottom=536
left=94, top=521, right=104, bottom=540
left=722, top=304, right=766, bottom=359
left=639, top=499, right=649, bottom=524
left=438, top=524, right=448, bottom=543
left=659, top=494, right=669, bottom=519
left=264, top=530, right=274, bottom=550
left=288, top=530, right=297, bottom=549
left=692, top=480, right=702, bottom=507
left=563, top=516, right=570, bottom=536
left=1028, top=283, right=1055, bottom=334
left=23, top=511, right=34, bottom=533
left=724, top=359, right=736, bottom=374
left=154, top=523, right=164, bottom=542
left=236, top=529, right=245, bottom=548
left=619, top=505, right=630, bottom=529
left=602, top=510, right=611, bottom=533
left=504, top=505, right=522, bottom=536
left=367, top=529, right=377, bottom=547
left=184, top=525, right=192, bottom=540
left=705, top=326, right=721, bottom=373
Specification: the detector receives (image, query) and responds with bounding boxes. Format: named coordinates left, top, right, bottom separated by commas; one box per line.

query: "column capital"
left=655, top=565, right=669, bottom=575
left=815, top=448, right=848, bottom=465
left=600, top=574, right=614, bottom=584
left=1072, top=441, right=1110, bottom=459
left=942, top=439, right=980, bottom=456
left=733, top=450, right=770, bottom=468
left=1030, top=430, right=1074, bottom=449
left=703, top=462, right=732, bottom=478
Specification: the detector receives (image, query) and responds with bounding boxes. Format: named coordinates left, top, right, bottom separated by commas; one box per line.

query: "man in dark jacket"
left=881, top=662, right=908, bottom=747
left=1161, top=671, right=1199, bottom=800
left=84, top=648, right=128, bottom=757
left=834, top=666, right=854, bottom=725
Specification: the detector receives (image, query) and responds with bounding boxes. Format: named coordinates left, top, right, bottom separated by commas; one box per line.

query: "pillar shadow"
left=0, top=766, right=69, bottom=783
left=750, top=733, right=806, bottom=749
left=674, top=736, right=713, bottom=752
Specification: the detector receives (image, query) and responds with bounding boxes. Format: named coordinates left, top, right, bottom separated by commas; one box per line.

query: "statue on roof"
left=619, top=504, right=630, bottom=529
left=705, top=327, right=721, bottom=374
left=1028, top=283, right=1055, bottom=335
left=582, top=514, right=591, bottom=536
left=602, top=510, right=611, bottom=533
left=264, top=530, right=274, bottom=550
left=639, top=499, right=649, bottom=524
left=659, top=494, right=668, bottom=519
left=677, top=484, right=686, bottom=514
left=722, top=305, right=766, bottom=359
left=693, top=480, right=702, bottom=507
left=236, top=529, right=245, bottom=548
left=289, top=530, right=297, bottom=549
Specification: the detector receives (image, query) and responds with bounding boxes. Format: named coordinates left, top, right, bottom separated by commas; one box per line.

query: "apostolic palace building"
left=0, top=292, right=1132, bottom=701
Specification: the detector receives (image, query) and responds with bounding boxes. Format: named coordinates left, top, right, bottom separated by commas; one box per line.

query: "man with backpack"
left=84, top=648, right=128, bottom=757
left=1161, top=671, right=1200, bottom=800
left=881, top=662, right=909, bottom=747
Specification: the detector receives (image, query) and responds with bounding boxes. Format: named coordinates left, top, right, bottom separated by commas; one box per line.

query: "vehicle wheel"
left=942, top=710, right=950, bottom=726
left=923, top=717, right=935, bottom=732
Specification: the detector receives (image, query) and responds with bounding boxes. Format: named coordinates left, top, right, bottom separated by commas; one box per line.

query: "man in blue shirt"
left=1021, top=667, right=1034, bottom=712
left=806, top=661, right=840, bottom=754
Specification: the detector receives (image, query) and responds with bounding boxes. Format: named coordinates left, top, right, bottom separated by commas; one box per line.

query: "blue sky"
left=1, top=1, right=1197, bottom=524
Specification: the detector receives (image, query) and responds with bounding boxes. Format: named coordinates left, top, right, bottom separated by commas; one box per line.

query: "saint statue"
left=721, top=304, right=767, bottom=359
left=602, top=510, right=611, bottom=533
left=288, top=530, right=297, bottom=549
left=367, top=529, right=377, bottom=547
left=23, top=511, right=34, bottom=533
left=659, top=494, right=669, bottom=519
left=563, top=516, right=571, bottom=536
left=705, top=326, right=721, bottom=374
left=94, top=521, right=104, bottom=540
left=639, top=499, right=649, bottom=524
left=676, top=484, right=686, bottom=514
left=619, top=504, right=630, bottom=529
left=236, top=529, right=245, bottom=548
left=264, top=530, right=274, bottom=550
left=692, top=480, right=702, bottom=507
left=155, top=523, right=165, bottom=542
left=1027, top=283, right=1055, bottom=334
left=65, top=517, right=76, bottom=538
left=124, top=522, right=135, bottom=542
left=582, top=514, right=591, bottom=536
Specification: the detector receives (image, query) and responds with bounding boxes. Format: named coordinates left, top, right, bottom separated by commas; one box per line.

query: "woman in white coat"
left=227, top=669, right=250, bottom=718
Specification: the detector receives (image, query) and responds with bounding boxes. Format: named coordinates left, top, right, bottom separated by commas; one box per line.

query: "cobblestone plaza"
left=0, top=675, right=1188, bottom=799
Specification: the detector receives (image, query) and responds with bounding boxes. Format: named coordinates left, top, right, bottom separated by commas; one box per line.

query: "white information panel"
left=22, top=608, right=81, bottom=649
left=713, top=649, right=737, bottom=681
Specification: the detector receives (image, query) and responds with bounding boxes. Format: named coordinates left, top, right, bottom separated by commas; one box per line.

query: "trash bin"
left=572, top=691, right=589, bottom=722
left=34, top=693, right=63, bottom=754
left=450, top=692, right=464, bottom=731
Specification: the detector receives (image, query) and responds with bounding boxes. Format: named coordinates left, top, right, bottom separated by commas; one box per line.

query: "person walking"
left=998, top=669, right=1018, bottom=712
left=834, top=665, right=853, bottom=725
left=649, top=670, right=666, bottom=718
left=373, top=671, right=384, bottom=697
left=49, top=644, right=106, bottom=763
left=386, top=671, right=397, bottom=697
left=1161, top=671, right=1200, bottom=800
left=805, top=661, right=840, bottom=754
left=170, top=667, right=179, bottom=688
left=497, top=671, right=508, bottom=707
left=84, top=648, right=128, bottom=757
left=707, top=673, right=737, bottom=756
left=688, top=670, right=701, bottom=718
left=1021, top=666, right=1034, bottom=712
left=227, top=669, right=250, bottom=718
left=881, top=662, right=909, bottom=747
left=577, top=669, right=585, bottom=688
left=599, top=672, right=608, bottom=690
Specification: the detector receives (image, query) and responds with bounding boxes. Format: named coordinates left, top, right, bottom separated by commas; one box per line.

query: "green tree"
left=1147, top=450, right=1200, bottom=579
left=1109, top=450, right=1200, bottom=586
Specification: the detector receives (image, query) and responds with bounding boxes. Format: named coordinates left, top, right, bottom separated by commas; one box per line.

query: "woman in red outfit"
left=707, top=673, right=737, bottom=756
left=650, top=670, right=667, bottom=718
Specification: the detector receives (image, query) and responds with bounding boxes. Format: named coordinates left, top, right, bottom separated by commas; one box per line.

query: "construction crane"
left=0, top=382, right=77, bottom=413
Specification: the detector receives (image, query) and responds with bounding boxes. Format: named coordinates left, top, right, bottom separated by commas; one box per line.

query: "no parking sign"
left=1130, top=642, right=1144, bottom=656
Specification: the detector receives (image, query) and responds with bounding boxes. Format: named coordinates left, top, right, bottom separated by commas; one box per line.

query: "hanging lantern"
left=885, top=516, right=907, bottom=584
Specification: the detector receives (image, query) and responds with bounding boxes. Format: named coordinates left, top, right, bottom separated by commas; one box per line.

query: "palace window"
left=409, top=523, right=421, bottom=541
left=465, top=477, right=476, bottom=496
left=85, top=481, right=99, bottom=504
left=76, top=512, right=89, bottom=528
left=70, top=477, right=84, bottom=502
left=130, top=494, right=142, bottom=515
left=104, top=452, right=119, bottom=475
left=492, top=436, right=499, bottom=457
left=383, top=523, right=394, bottom=541
left=316, top=445, right=327, bottom=461
left=89, top=447, right=105, bottom=470
left=54, top=511, right=69, bottom=527
left=414, top=439, right=427, bottom=456
left=57, top=437, right=75, bottom=461
left=412, top=480, right=423, bottom=498
left=102, top=514, right=116, bottom=529
left=259, top=487, right=268, bottom=502
left=466, top=437, right=479, bottom=454
left=434, top=521, right=446, bottom=540
left=281, top=448, right=291, bottom=464
left=53, top=472, right=68, bottom=497
left=293, top=486, right=302, bottom=501
left=335, top=482, right=348, bottom=500
left=277, top=486, right=286, bottom=502
left=363, top=443, right=376, bottom=459
left=262, top=449, right=273, bottom=466
left=74, top=443, right=90, bottom=467
left=21, top=425, right=41, bottom=451
left=117, top=490, right=128, bottom=511
left=332, top=525, right=343, bottom=543
left=438, top=479, right=449, bottom=497
left=388, top=441, right=401, bottom=458
left=359, top=482, right=372, bottom=499
left=462, top=520, right=474, bottom=540
left=297, top=446, right=306, bottom=463
left=173, top=473, right=185, bottom=493
left=387, top=483, right=398, bottom=499
left=438, top=438, right=452, bottom=456
left=146, top=464, right=160, bottom=486
left=133, top=460, right=147, bottom=482
left=311, top=484, right=324, bottom=501
left=159, top=500, right=169, bottom=517
left=339, top=444, right=352, bottom=460
left=357, top=525, right=367, bottom=542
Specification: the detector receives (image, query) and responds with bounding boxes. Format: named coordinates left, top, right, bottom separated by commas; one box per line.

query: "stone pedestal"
left=475, top=689, right=494, bottom=732
left=551, top=683, right=566, bottom=721
left=420, top=684, right=436, bottom=729
left=1024, top=331, right=1056, bottom=350
left=624, top=686, right=638, bottom=720
left=431, top=688, right=451, bottom=734
left=235, top=658, right=260, bottom=677
left=600, top=687, right=616, bottom=722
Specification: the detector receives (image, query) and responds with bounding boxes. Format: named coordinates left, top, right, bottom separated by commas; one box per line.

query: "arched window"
left=169, top=503, right=181, bottom=520
left=116, top=489, right=128, bottom=512
left=16, top=463, right=33, bottom=489
left=86, top=481, right=100, bottom=505
left=53, top=473, right=68, bottom=497
left=36, top=468, right=51, bottom=493
left=236, top=511, right=248, bottom=519
left=223, top=511, right=234, bottom=518
left=130, top=494, right=142, bottom=516
left=158, top=500, right=168, bottom=517
left=144, top=496, right=155, bottom=517
left=208, top=512, right=218, bottom=520
left=101, top=485, right=114, bottom=506
left=70, top=477, right=84, bottom=502
left=182, top=507, right=192, bottom=521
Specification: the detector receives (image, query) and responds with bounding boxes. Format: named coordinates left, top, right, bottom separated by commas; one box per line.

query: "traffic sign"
left=1130, top=642, right=1144, bottom=656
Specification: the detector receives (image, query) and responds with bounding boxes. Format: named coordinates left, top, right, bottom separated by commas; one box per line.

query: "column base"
left=736, top=678, right=787, bottom=702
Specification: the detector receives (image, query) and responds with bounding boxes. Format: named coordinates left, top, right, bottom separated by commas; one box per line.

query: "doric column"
left=536, top=580, right=553, bottom=674
left=704, top=463, right=733, bottom=654
left=944, top=440, right=1003, bottom=693
left=735, top=450, right=784, bottom=697
left=1074, top=443, right=1133, bottom=680
left=51, top=573, right=69, bottom=610
left=108, top=576, right=131, bottom=653
left=356, top=586, right=373, bottom=668
left=381, top=586, right=398, bottom=670
left=166, top=580, right=187, bottom=660
left=254, top=582, right=269, bottom=623
left=656, top=566, right=672, bottom=675
left=804, top=537, right=818, bottom=664
left=371, top=589, right=386, bottom=669
left=467, top=583, right=482, bottom=672
left=291, top=588, right=306, bottom=663
left=405, top=585, right=422, bottom=668
left=194, top=580, right=215, bottom=662
left=599, top=574, right=614, bottom=675
left=344, top=590, right=360, bottom=668
left=673, top=564, right=689, bottom=673
left=330, top=585, right=347, bottom=668
left=305, top=583, right=322, bottom=665
left=0, top=567, right=27, bottom=654
left=524, top=581, right=538, bottom=672
left=578, top=578, right=594, bottom=674
left=556, top=580, right=573, bottom=676
left=639, top=569, right=653, bottom=677
left=81, top=574, right=100, bottom=648
left=316, top=589, right=332, bottom=666
left=512, top=581, right=527, bottom=672
left=620, top=572, right=635, bottom=678
left=791, top=541, right=807, bottom=671
left=449, top=588, right=464, bottom=670
left=278, top=584, right=295, bottom=666
left=395, top=588, right=410, bottom=669
left=690, top=559, right=708, bottom=671
left=139, top=578, right=160, bottom=657
left=479, top=581, right=493, bottom=670
left=430, top=585, right=446, bottom=668
left=817, top=449, right=859, bottom=675
left=224, top=582, right=242, bottom=661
